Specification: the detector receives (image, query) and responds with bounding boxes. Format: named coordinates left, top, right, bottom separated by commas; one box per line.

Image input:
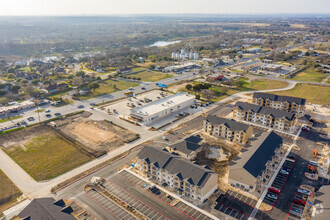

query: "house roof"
left=19, top=198, right=75, bottom=220
left=234, top=102, right=296, bottom=121
left=205, top=115, right=251, bottom=132
left=229, top=131, right=283, bottom=186
left=253, top=92, right=306, bottom=105
left=137, top=146, right=216, bottom=187
left=171, top=140, right=201, bottom=155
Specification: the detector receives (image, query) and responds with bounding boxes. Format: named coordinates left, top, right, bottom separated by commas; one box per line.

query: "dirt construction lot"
left=57, top=118, right=139, bottom=154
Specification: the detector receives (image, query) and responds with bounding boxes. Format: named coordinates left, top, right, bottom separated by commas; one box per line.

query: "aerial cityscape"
left=0, top=1, right=329, bottom=220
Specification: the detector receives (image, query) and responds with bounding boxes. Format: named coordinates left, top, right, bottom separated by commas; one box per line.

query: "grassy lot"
left=182, top=77, right=289, bottom=102
left=0, top=170, right=22, bottom=213
left=0, top=116, right=22, bottom=123
left=78, top=79, right=139, bottom=100
left=35, top=109, right=45, bottom=113
left=240, top=77, right=288, bottom=90
left=4, top=131, right=93, bottom=181
left=292, top=67, right=327, bottom=82
left=267, top=83, right=330, bottom=105
left=47, top=90, right=69, bottom=100
left=128, top=71, right=173, bottom=82
left=132, top=67, right=146, bottom=72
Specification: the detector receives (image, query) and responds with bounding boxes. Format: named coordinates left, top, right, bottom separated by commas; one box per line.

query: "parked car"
left=45, top=109, right=51, bottom=113
left=268, top=188, right=280, bottom=194
left=54, top=113, right=61, bottom=117
left=302, top=126, right=311, bottom=132
left=129, top=87, right=134, bottom=90
left=27, top=117, right=35, bottom=121
left=293, top=199, right=306, bottom=206
left=77, top=105, right=84, bottom=109
left=267, top=194, right=278, bottom=199
left=90, top=103, right=96, bottom=106
left=141, top=87, right=146, bottom=90
left=46, top=114, right=52, bottom=118
left=280, top=169, right=289, bottom=175
left=297, top=189, right=310, bottom=195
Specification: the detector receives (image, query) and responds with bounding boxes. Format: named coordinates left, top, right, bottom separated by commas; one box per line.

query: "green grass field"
left=128, top=71, right=173, bottom=82
left=240, top=78, right=289, bottom=91
left=79, top=79, right=139, bottom=100
left=292, top=68, right=327, bottom=82
left=4, top=131, right=92, bottom=181
left=268, top=84, right=330, bottom=105
left=0, top=170, right=22, bottom=213
left=0, top=116, right=22, bottom=124
left=185, top=78, right=289, bottom=102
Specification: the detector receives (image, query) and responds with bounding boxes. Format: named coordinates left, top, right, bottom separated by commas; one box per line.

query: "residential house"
left=204, top=115, right=253, bottom=145
left=233, top=102, right=296, bottom=131
left=252, top=93, right=306, bottom=114
left=136, top=146, right=218, bottom=202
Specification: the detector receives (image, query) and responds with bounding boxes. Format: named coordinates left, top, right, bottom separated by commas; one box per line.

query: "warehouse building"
left=130, top=92, right=195, bottom=122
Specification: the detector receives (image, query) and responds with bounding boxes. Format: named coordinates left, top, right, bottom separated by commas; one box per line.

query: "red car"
left=268, top=188, right=280, bottom=194
left=293, top=199, right=306, bottom=206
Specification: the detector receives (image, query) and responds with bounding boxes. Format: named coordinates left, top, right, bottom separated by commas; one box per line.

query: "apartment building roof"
left=253, top=92, right=306, bottom=105
left=229, top=131, right=283, bottom=186
left=171, top=140, right=201, bottom=155
left=19, top=198, right=75, bottom=220
left=138, top=146, right=215, bottom=187
left=205, top=115, right=251, bottom=132
left=234, top=102, right=296, bottom=121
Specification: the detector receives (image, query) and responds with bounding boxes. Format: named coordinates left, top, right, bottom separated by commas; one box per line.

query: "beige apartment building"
left=136, top=146, right=218, bottom=202
left=252, top=93, right=306, bottom=114
left=233, top=102, right=296, bottom=131
left=204, top=115, right=253, bottom=145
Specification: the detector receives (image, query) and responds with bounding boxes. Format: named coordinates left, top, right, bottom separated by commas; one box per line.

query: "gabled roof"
left=229, top=131, right=283, bottom=186
left=234, top=102, right=296, bottom=121
left=171, top=140, right=201, bottom=155
left=253, top=92, right=306, bottom=105
left=137, top=146, right=216, bottom=187
left=19, top=198, right=75, bottom=220
left=205, top=115, right=251, bottom=132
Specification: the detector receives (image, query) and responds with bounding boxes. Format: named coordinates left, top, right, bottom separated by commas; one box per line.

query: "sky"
left=1, top=0, right=329, bottom=16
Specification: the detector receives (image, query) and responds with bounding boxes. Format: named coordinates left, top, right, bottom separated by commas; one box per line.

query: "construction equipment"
left=307, top=164, right=317, bottom=173
left=313, top=149, right=318, bottom=158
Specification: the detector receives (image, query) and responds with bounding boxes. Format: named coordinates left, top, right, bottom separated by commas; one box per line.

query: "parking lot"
left=225, top=190, right=258, bottom=207
left=86, top=188, right=137, bottom=220
left=70, top=201, right=96, bottom=220
left=263, top=148, right=299, bottom=207
left=116, top=170, right=213, bottom=220
left=287, top=187, right=311, bottom=220
left=104, top=90, right=170, bottom=117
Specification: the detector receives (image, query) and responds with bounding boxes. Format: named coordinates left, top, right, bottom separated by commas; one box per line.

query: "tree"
left=149, top=64, right=156, bottom=69
left=10, top=85, right=21, bottom=94
left=96, top=76, right=102, bottom=81
left=32, top=79, right=40, bottom=85
left=195, top=94, right=200, bottom=99
left=75, top=70, right=86, bottom=78
left=88, top=82, right=100, bottom=92
left=0, top=89, right=6, bottom=96
left=186, top=84, right=192, bottom=90
left=7, top=73, right=16, bottom=79
left=7, top=68, right=15, bottom=73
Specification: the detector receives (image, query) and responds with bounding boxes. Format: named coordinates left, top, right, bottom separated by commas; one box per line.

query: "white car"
left=298, top=189, right=310, bottom=195
left=280, top=169, right=289, bottom=175
left=267, top=194, right=278, bottom=200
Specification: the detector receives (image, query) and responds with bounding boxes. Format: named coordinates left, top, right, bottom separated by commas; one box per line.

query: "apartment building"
left=229, top=131, right=283, bottom=192
left=233, top=102, right=296, bottom=131
left=252, top=93, right=306, bottom=114
left=203, top=115, right=253, bottom=145
left=136, top=146, right=218, bottom=202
